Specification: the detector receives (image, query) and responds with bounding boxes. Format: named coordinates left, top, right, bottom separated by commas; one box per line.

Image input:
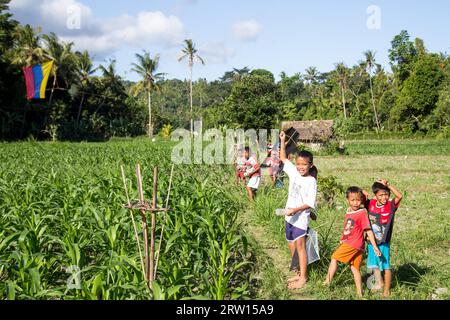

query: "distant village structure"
left=281, top=120, right=334, bottom=152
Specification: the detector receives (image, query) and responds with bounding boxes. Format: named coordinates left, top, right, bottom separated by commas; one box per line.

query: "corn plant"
left=0, top=139, right=255, bottom=299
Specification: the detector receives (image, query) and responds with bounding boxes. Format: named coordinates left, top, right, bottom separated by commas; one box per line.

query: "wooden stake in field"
left=120, top=164, right=173, bottom=291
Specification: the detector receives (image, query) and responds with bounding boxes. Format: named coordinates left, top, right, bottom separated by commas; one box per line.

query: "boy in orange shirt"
left=323, top=186, right=381, bottom=297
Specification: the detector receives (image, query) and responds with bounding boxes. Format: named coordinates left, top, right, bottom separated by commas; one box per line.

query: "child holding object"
left=235, top=147, right=247, bottom=186
left=243, top=146, right=261, bottom=201
left=279, top=131, right=318, bottom=290
left=324, top=186, right=382, bottom=297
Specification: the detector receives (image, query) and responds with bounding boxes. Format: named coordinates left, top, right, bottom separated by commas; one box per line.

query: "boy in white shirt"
left=279, top=131, right=318, bottom=289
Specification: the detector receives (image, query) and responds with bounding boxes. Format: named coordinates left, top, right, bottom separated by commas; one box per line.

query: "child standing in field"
left=243, top=146, right=261, bottom=201
left=266, top=142, right=282, bottom=187
left=261, top=143, right=281, bottom=187
left=279, top=131, right=318, bottom=289
left=324, top=187, right=381, bottom=297
left=235, top=147, right=247, bottom=186
left=363, top=180, right=402, bottom=298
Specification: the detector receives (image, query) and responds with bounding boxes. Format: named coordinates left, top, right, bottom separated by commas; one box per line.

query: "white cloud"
left=9, top=0, right=186, bottom=56
left=232, top=20, right=262, bottom=41
left=10, top=0, right=94, bottom=35
left=199, top=42, right=235, bottom=64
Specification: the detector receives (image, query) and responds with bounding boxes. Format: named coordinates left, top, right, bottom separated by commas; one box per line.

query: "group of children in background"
left=236, top=131, right=403, bottom=298
left=235, top=141, right=283, bottom=201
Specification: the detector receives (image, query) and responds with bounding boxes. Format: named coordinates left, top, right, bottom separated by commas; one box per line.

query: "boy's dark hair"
left=346, top=186, right=364, bottom=199
left=372, top=182, right=390, bottom=195
left=244, top=146, right=250, bottom=153
left=296, top=150, right=318, bottom=179
left=296, top=150, right=313, bottom=163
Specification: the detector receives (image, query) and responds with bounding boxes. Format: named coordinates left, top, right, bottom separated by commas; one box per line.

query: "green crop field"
left=0, top=138, right=254, bottom=299
left=0, top=137, right=449, bottom=300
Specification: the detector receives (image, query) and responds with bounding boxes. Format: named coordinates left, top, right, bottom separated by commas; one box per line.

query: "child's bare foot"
left=287, top=274, right=300, bottom=283
left=322, top=280, right=330, bottom=286
left=288, top=277, right=306, bottom=290
left=383, top=291, right=390, bottom=298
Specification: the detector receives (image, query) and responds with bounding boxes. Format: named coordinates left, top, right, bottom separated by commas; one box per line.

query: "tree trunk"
left=189, top=63, right=193, bottom=135
left=369, top=76, right=381, bottom=132
left=148, top=90, right=153, bottom=138
left=77, top=92, right=85, bottom=124
left=341, top=85, right=347, bottom=119
left=48, top=73, right=57, bottom=106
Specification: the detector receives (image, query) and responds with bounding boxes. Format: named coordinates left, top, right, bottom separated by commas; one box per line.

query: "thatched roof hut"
left=281, top=120, right=334, bottom=143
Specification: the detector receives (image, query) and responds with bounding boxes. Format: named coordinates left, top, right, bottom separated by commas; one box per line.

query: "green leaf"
left=29, top=268, right=41, bottom=293
left=6, top=281, right=16, bottom=300
left=151, top=281, right=165, bottom=300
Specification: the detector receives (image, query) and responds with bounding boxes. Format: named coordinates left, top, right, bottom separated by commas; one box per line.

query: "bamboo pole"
left=154, top=164, right=174, bottom=279
left=149, top=167, right=158, bottom=287
left=120, top=165, right=146, bottom=281
left=136, top=164, right=150, bottom=286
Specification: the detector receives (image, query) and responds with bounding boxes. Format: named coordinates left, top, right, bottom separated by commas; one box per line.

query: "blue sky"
left=8, top=0, right=450, bottom=82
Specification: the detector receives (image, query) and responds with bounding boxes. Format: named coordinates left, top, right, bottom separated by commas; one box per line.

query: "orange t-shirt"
left=340, top=208, right=371, bottom=251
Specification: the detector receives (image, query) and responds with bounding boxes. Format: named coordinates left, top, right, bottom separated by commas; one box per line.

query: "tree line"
left=1, top=0, right=449, bottom=141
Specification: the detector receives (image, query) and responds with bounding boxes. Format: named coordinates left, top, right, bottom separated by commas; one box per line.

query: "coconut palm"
left=42, top=32, right=76, bottom=105
left=348, top=64, right=366, bottom=113
left=220, top=67, right=250, bottom=83
left=334, top=62, right=349, bottom=119
left=178, top=39, right=205, bottom=134
left=304, top=66, right=320, bottom=85
left=131, top=51, right=165, bottom=138
left=363, top=50, right=381, bottom=131
left=10, top=24, right=45, bottom=66
left=74, top=50, right=96, bottom=123
left=304, top=67, right=322, bottom=116
left=99, top=59, right=123, bottom=90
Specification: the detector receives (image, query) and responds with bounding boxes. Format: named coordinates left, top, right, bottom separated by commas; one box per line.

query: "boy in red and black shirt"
left=363, top=180, right=403, bottom=298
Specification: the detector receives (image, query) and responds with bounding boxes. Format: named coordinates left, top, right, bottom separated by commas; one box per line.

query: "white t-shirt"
left=283, top=160, right=317, bottom=230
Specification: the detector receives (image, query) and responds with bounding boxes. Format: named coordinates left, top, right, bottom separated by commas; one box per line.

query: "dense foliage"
left=0, top=0, right=449, bottom=141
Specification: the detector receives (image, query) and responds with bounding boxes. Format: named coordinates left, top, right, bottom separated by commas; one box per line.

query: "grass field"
left=247, top=138, right=450, bottom=299
left=0, top=137, right=449, bottom=300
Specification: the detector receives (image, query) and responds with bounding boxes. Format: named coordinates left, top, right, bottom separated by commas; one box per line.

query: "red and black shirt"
left=365, top=199, right=399, bottom=244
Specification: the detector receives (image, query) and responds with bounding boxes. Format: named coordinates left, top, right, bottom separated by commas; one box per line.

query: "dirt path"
left=242, top=214, right=313, bottom=300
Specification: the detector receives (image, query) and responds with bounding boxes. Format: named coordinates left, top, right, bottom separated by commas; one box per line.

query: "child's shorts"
left=331, top=243, right=363, bottom=269
left=285, top=222, right=307, bottom=242
left=367, top=243, right=390, bottom=271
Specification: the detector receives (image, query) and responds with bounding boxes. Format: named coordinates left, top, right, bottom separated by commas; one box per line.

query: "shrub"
left=317, top=175, right=345, bottom=208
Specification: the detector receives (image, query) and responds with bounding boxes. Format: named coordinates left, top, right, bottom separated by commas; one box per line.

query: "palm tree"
left=11, top=24, right=45, bottom=66
left=334, top=62, right=349, bottom=119
left=348, top=64, right=366, bottom=113
left=74, top=50, right=96, bottom=123
left=220, top=67, right=251, bottom=82
left=363, top=50, right=381, bottom=132
left=304, top=66, right=319, bottom=85
left=304, top=67, right=322, bottom=116
left=178, top=39, right=205, bottom=134
left=42, top=32, right=76, bottom=105
left=131, top=51, right=164, bottom=138
left=99, top=59, right=123, bottom=90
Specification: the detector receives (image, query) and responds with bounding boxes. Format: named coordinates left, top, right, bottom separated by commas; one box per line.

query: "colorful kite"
left=23, top=61, right=54, bottom=100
